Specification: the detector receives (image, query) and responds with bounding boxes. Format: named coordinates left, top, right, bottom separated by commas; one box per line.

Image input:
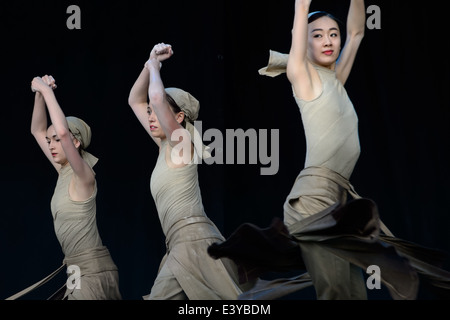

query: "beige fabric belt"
left=63, top=246, right=118, bottom=275
left=297, top=166, right=393, bottom=237
left=165, top=215, right=220, bottom=251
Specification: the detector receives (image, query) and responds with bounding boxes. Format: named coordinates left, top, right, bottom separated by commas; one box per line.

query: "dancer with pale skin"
left=128, top=43, right=250, bottom=300
left=284, top=0, right=366, bottom=221
left=209, top=0, right=450, bottom=301
left=7, top=75, right=122, bottom=300
left=130, top=45, right=193, bottom=167
left=210, top=0, right=371, bottom=300
left=287, top=0, right=366, bottom=99
left=31, top=76, right=95, bottom=197
left=268, top=0, right=368, bottom=300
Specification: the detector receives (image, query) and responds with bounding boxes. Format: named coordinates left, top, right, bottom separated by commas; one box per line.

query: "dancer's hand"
left=31, top=75, right=57, bottom=93
left=149, top=42, right=173, bottom=62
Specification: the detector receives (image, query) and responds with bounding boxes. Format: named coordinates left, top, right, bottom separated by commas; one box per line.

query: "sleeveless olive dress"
left=145, top=140, right=244, bottom=300
left=281, top=64, right=366, bottom=299
left=51, top=158, right=121, bottom=300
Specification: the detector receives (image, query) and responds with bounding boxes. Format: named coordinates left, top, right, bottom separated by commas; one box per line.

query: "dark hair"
left=166, top=93, right=186, bottom=128
left=308, top=11, right=343, bottom=30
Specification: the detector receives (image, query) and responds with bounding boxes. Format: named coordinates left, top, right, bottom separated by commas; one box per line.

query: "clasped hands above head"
left=31, top=75, right=57, bottom=93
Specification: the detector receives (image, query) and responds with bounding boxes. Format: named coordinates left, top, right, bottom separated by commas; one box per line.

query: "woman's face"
left=147, top=105, right=166, bottom=140
left=46, top=125, right=69, bottom=166
left=147, top=104, right=185, bottom=140
left=307, top=16, right=342, bottom=68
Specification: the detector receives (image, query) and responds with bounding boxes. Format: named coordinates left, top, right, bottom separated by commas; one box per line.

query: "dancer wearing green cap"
left=7, top=75, right=122, bottom=300
left=128, top=42, right=250, bottom=299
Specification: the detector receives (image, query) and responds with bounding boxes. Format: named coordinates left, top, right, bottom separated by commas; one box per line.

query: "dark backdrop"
left=0, top=0, right=448, bottom=300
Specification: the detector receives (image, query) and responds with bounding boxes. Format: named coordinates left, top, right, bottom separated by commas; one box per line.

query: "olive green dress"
left=145, top=139, right=244, bottom=300
left=50, top=157, right=121, bottom=300
left=207, top=52, right=450, bottom=300
left=280, top=64, right=366, bottom=299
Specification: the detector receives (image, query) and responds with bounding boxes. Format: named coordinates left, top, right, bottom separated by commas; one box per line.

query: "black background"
left=0, top=0, right=449, bottom=301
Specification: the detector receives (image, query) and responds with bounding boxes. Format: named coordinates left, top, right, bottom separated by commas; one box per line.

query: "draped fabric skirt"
left=145, top=216, right=251, bottom=300
left=208, top=167, right=450, bottom=300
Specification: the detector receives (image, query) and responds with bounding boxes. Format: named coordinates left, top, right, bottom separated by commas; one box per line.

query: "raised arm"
left=146, top=43, right=190, bottom=151
left=335, top=0, right=365, bottom=85
left=31, top=76, right=95, bottom=199
left=286, top=0, right=321, bottom=101
left=31, top=82, right=58, bottom=170
left=128, top=62, right=161, bottom=147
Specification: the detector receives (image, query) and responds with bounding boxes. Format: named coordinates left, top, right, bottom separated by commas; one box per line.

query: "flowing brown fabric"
left=258, top=50, right=289, bottom=77
left=208, top=198, right=450, bottom=300
left=222, top=50, right=450, bottom=300
left=5, top=264, right=66, bottom=300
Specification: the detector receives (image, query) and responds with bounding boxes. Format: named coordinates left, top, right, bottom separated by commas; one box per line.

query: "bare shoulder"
left=290, top=61, right=322, bottom=102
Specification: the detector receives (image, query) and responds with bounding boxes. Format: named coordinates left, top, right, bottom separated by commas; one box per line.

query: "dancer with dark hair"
left=270, top=0, right=367, bottom=300
left=7, top=75, right=122, bottom=300
left=128, top=42, right=250, bottom=300
left=208, top=0, right=450, bottom=300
